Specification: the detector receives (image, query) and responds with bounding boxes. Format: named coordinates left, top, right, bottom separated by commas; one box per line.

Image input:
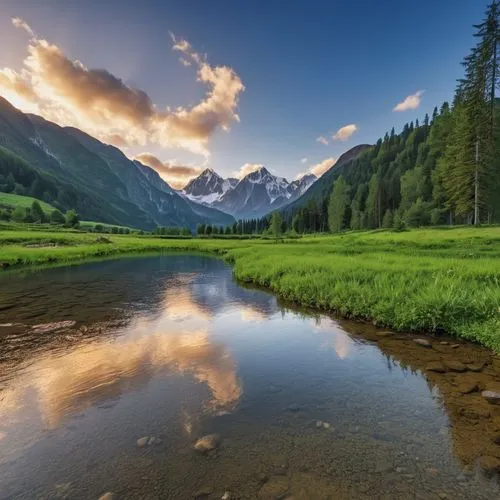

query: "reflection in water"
left=0, top=330, right=241, bottom=428
left=0, top=255, right=499, bottom=499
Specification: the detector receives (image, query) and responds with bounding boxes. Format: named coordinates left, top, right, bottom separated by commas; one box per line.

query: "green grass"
left=0, top=192, right=57, bottom=214
left=79, top=220, right=139, bottom=232
left=1, top=226, right=500, bottom=350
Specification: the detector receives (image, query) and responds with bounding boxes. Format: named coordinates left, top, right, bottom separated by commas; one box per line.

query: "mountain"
left=0, top=97, right=234, bottom=229
left=183, top=169, right=238, bottom=205
left=182, top=166, right=317, bottom=219
left=281, top=145, right=371, bottom=216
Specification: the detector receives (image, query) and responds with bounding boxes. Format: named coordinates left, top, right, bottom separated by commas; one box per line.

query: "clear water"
left=0, top=255, right=498, bottom=499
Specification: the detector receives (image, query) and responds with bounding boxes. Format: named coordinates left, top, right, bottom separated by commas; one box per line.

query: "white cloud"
left=393, top=90, right=424, bottom=112
left=0, top=20, right=245, bottom=158
left=232, top=163, right=263, bottom=179
left=12, top=17, right=35, bottom=37
left=297, top=156, right=337, bottom=179
left=316, top=135, right=329, bottom=146
left=300, top=157, right=308, bottom=164
left=332, top=124, right=358, bottom=142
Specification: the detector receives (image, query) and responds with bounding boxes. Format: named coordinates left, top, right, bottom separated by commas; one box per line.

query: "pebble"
left=221, top=492, right=231, bottom=500
left=193, top=434, right=220, bottom=453
left=413, top=338, right=432, bottom=348
left=467, top=362, right=485, bottom=372
left=315, top=420, right=331, bottom=429
left=136, top=436, right=161, bottom=448
left=481, top=390, right=500, bottom=405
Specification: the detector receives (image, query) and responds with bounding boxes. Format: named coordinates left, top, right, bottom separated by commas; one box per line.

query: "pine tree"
left=328, top=176, right=350, bottom=232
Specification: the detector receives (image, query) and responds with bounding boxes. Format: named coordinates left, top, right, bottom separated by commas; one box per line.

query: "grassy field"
left=0, top=193, right=57, bottom=214
left=1, top=226, right=500, bottom=350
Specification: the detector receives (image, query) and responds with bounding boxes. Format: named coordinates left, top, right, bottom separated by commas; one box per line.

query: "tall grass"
left=1, top=226, right=499, bottom=350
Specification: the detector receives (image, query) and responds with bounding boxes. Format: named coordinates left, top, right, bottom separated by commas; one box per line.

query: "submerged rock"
left=482, top=390, right=500, bottom=405
left=467, top=362, right=485, bottom=372
left=425, top=362, right=446, bottom=373
left=413, top=338, right=432, bottom=348
left=444, top=360, right=467, bottom=372
left=315, top=420, right=331, bottom=429
left=285, top=403, right=301, bottom=412
left=458, top=382, right=479, bottom=394
left=136, top=436, right=161, bottom=448
left=258, top=476, right=289, bottom=499
left=193, top=434, right=220, bottom=453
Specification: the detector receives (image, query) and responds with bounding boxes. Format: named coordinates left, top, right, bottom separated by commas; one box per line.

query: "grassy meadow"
left=1, top=226, right=500, bottom=350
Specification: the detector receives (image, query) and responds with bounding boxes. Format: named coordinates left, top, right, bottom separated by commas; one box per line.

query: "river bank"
left=1, top=226, right=499, bottom=350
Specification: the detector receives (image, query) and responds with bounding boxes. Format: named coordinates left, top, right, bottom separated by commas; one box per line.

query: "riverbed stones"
left=444, top=360, right=467, bottom=372
left=413, top=338, right=432, bottom=348
left=315, top=420, right=331, bottom=429
left=482, top=390, right=500, bottom=405
left=458, top=382, right=479, bottom=394
left=193, top=434, right=220, bottom=453
left=467, top=362, right=485, bottom=372
left=425, top=362, right=446, bottom=373
left=258, top=476, right=289, bottom=499
left=136, top=436, right=161, bottom=447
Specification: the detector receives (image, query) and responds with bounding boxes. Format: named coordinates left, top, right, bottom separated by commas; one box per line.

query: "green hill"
left=0, top=192, right=57, bottom=214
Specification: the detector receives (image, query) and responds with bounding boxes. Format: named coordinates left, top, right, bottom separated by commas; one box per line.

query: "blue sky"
left=0, top=0, right=487, bottom=186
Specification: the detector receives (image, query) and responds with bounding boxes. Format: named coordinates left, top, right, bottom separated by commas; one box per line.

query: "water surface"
left=0, top=255, right=499, bottom=499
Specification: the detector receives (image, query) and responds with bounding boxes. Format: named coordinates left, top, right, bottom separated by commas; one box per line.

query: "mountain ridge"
left=0, top=96, right=234, bottom=229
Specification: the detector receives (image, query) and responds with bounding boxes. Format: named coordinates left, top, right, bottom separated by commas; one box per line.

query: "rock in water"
left=458, top=382, right=478, bottom=394
left=137, top=436, right=150, bottom=448
left=193, top=434, right=220, bottom=453
left=413, top=338, right=432, bottom=348
left=285, top=403, right=301, bottom=412
left=425, top=362, right=446, bottom=373
left=136, top=436, right=161, bottom=447
left=444, top=360, right=467, bottom=372
left=482, top=390, right=500, bottom=405
left=98, top=493, right=116, bottom=500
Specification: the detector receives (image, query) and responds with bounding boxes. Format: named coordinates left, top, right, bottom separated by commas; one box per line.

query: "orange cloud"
left=0, top=19, right=245, bottom=157
left=135, top=152, right=203, bottom=189
left=332, top=124, right=358, bottom=141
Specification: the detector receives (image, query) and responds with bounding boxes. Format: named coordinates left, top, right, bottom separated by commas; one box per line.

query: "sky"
left=0, top=0, right=488, bottom=188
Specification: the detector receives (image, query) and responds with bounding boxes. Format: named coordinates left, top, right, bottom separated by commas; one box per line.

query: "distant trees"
left=65, top=209, right=80, bottom=228
left=50, top=209, right=66, bottom=225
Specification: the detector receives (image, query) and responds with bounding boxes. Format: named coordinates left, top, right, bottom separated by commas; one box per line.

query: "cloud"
left=232, top=163, right=263, bottom=179
left=297, top=156, right=336, bottom=180
left=0, top=20, right=245, bottom=157
left=332, top=124, right=358, bottom=141
left=393, top=90, right=424, bottom=112
left=135, top=152, right=203, bottom=189
left=12, top=17, right=35, bottom=37
left=300, top=157, right=308, bottom=164
left=316, top=135, right=329, bottom=146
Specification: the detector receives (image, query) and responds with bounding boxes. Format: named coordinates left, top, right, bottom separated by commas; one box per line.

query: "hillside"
left=0, top=192, right=56, bottom=214
left=0, top=97, right=234, bottom=230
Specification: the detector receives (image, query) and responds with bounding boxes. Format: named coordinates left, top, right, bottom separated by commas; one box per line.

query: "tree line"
left=276, top=2, right=500, bottom=234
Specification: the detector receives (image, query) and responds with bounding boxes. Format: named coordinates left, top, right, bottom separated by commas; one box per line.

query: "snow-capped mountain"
left=181, top=166, right=317, bottom=219
left=182, top=169, right=238, bottom=205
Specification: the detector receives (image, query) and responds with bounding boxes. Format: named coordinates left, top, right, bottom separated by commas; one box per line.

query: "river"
left=0, top=255, right=499, bottom=499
